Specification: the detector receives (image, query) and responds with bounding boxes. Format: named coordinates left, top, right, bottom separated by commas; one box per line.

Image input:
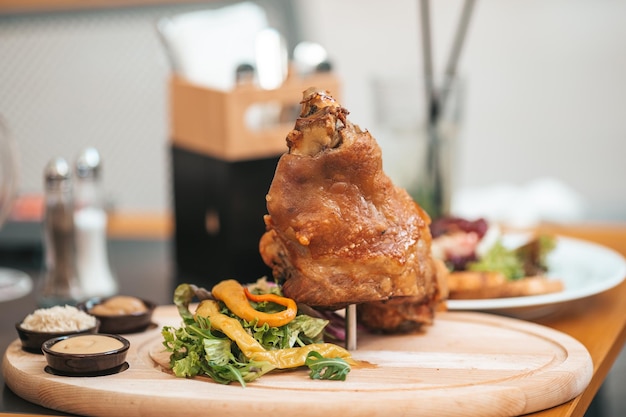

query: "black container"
left=42, top=333, right=130, bottom=376
left=170, top=145, right=276, bottom=289
left=77, top=297, right=156, bottom=334
left=16, top=320, right=100, bottom=354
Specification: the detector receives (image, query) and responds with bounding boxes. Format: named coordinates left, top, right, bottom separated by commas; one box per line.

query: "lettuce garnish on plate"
left=468, top=235, right=557, bottom=280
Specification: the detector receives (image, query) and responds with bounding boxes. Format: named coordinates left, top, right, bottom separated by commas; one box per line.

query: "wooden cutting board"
left=2, top=306, right=592, bottom=417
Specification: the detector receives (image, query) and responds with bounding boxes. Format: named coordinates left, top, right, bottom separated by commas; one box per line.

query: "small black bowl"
left=16, top=321, right=100, bottom=354
left=78, top=296, right=156, bottom=334
left=42, top=333, right=130, bottom=376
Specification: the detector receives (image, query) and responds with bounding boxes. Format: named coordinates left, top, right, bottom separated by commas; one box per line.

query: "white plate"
left=446, top=235, right=626, bottom=318
left=0, top=267, right=32, bottom=303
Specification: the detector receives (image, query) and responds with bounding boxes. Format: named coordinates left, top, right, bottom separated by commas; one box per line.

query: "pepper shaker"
left=38, top=157, right=82, bottom=307
left=74, top=147, right=118, bottom=298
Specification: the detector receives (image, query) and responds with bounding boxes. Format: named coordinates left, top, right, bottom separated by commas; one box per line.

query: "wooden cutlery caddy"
left=169, top=72, right=341, bottom=161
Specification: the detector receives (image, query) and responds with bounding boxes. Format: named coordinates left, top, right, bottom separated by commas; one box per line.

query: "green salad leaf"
left=467, top=235, right=557, bottom=280
left=468, top=241, right=525, bottom=280
left=162, top=310, right=275, bottom=385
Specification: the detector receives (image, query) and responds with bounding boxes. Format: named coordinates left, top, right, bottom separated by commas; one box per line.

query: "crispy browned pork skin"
left=259, top=87, right=446, bottom=332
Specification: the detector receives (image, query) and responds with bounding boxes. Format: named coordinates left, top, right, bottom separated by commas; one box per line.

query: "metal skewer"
left=345, top=304, right=358, bottom=351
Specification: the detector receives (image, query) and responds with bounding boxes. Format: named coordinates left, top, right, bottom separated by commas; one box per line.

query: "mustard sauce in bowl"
left=78, top=296, right=156, bottom=334
left=89, top=296, right=148, bottom=316
left=42, top=334, right=130, bottom=375
left=49, top=334, right=125, bottom=354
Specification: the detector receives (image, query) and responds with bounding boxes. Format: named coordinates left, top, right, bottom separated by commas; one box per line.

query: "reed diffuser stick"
left=440, top=0, right=476, bottom=112
left=418, top=0, right=476, bottom=218
left=419, top=0, right=437, bottom=123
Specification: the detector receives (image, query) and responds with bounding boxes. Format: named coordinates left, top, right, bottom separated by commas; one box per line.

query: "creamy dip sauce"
left=50, top=335, right=125, bottom=354
left=89, top=295, right=147, bottom=316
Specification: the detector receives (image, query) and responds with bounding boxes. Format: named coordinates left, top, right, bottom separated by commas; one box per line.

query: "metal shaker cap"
left=44, top=157, right=72, bottom=190
left=75, top=147, right=102, bottom=179
left=44, top=157, right=71, bottom=189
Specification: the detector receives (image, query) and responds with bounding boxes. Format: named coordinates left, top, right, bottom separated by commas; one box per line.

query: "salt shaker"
left=38, top=158, right=82, bottom=307
left=74, top=147, right=118, bottom=298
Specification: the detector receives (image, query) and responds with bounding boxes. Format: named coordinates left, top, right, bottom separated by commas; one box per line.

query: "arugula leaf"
left=305, top=351, right=351, bottom=381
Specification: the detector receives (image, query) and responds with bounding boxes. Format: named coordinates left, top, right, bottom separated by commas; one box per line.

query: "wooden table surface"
left=2, top=215, right=625, bottom=417
left=81, top=216, right=626, bottom=417
left=515, top=222, right=626, bottom=417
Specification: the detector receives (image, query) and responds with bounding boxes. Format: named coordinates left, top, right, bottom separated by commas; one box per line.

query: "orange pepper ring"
left=243, top=287, right=297, bottom=327
left=210, top=279, right=297, bottom=328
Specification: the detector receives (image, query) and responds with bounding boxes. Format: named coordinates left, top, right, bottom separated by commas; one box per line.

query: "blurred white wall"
left=0, top=1, right=296, bottom=215
left=294, top=0, right=626, bottom=221
left=1, top=0, right=625, bottom=222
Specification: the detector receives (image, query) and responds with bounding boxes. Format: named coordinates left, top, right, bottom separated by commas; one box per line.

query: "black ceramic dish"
left=15, top=321, right=100, bottom=354
left=77, top=297, right=156, bottom=334
left=42, top=333, right=130, bottom=376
